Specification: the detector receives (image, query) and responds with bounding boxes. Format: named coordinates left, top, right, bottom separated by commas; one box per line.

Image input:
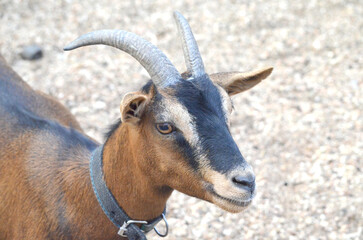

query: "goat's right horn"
left=174, top=11, right=205, bottom=78
left=64, top=30, right=182, bottom=88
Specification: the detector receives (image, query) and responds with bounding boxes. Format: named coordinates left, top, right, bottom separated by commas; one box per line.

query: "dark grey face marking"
left=173, top=75, right=246, bottom=173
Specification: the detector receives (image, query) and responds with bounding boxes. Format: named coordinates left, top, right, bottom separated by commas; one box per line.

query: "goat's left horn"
left=174, top=11, right=205, bottom=78
left=64, top=30, right=182, bottom=88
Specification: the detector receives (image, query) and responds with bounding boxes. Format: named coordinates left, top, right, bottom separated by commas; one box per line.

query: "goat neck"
left=102, top=123, right=172, bottom=220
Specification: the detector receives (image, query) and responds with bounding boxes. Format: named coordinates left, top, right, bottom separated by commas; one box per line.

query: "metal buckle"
left=153, top=213, right=169, bottom=237
left=118, top=220, right=148, bottom=237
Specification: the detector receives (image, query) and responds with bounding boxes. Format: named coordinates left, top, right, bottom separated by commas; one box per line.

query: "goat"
left=0, top=12, right=272, bottom=239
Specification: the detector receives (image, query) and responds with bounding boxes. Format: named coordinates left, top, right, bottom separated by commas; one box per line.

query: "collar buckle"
left=118, top=220, right=147, bottom=237
left=153, top=213, right=169, bottom=237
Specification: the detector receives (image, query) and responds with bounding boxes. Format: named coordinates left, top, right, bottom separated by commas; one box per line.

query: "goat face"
left=119, top=67, right=272, bottom=213
left=64, top=12, right=272, bottom=213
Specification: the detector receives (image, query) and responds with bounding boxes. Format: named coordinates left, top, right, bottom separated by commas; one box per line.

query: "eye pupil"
left=156, top=123, right=173, bottom=134
left=160, top=124, right=169, bottom=131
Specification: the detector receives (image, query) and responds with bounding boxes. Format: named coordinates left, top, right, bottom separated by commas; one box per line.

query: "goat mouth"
left=212, top=191, right=252, bottom=207
left=206, top=186, right=253, bottom=207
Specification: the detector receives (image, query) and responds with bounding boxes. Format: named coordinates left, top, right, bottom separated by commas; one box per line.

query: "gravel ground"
left=1, top=1, right=362, bottom=239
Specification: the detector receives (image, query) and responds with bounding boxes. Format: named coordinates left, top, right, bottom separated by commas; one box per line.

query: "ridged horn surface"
left=64, top=29, right=182, bottom=88
left=174, top=11, right=205, bottom=78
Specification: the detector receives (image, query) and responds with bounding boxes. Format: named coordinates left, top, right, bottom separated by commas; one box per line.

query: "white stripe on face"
left=159, top=94, right=199, bottom=147
left=215, top=84, right=232, bottom=127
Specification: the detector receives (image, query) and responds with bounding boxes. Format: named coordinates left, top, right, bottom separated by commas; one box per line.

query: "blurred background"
left=0, top=0, right=362, bottom=239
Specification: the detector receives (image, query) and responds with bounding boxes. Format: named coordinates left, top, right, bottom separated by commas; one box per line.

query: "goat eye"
left=156, top=123, right=174, bottom=134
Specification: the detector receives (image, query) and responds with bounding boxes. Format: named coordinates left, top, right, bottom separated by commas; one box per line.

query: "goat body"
left=0, top=55, right=121, bottom=239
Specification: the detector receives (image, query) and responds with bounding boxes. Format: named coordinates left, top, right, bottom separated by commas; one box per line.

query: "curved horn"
left=173, top=11, right=205, bottom=78
left=64, top=30, right=181, bottom=88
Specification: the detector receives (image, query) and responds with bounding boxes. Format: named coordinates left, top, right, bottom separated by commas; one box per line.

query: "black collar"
left=90, top=145, right=168, bottom=239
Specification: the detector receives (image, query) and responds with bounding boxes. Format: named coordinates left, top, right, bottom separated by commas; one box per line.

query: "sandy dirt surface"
left=1, top=0, right=362, bottom=239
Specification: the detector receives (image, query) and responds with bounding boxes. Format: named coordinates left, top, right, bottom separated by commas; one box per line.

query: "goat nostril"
left=232, top=175, right=255, bottom=192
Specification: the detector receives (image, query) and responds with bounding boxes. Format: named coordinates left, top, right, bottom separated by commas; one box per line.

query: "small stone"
left=223, top=228, right=233, bottom=237
left=312, top=38, right=322, bottom=50
left=20, top=45, right=43, bottom=60
left=94, top=101, right=106, bottom=110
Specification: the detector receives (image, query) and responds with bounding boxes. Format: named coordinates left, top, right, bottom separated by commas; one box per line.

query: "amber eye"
left=156, top=123, right=174, bottom=134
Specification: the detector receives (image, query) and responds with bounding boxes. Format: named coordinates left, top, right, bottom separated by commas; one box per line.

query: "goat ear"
left=120, top=92, right=149, bottom=123
left=210, top=67, right=273, bottom=96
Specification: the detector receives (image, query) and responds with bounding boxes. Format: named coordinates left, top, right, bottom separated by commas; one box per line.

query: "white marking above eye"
left=215, top=84, right=232, bottom=126
left=159, top=95, right=199, bottom=147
